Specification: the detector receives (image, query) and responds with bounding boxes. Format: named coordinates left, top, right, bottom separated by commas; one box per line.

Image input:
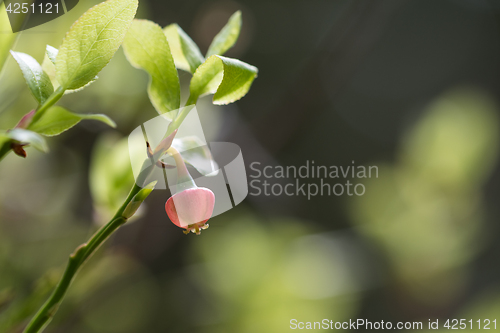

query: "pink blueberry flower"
left=165, top=187, right=215, bottom=235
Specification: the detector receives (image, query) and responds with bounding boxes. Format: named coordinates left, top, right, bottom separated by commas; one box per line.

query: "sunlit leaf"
left=7, top=128, right=48, bottom=152
left=0, top=4, right=16, bottom=72
left=28, top=106, right=116, bottom=137
left=164, top=23, right=204, bottom=73
left=43, top=45, right=98, bottom=92
left=10, top=51, right=54, bottom=104
left=42, top=49, right=58, bottom=94
left=42, top=45, right=59, bottom=90
left=46, top=45, right=58, bottom=64
left=56, top=0, right=138, bottom=90
left=206, top=11, right=241, bottom=57
left=190, top=55, right=257, bottom=105
left=123, top=19, right=180, bottom=118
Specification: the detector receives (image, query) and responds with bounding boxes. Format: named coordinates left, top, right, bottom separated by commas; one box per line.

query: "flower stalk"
left=23, top=153, right=159, bottom=333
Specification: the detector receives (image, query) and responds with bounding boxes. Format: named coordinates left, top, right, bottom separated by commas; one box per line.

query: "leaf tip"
left=145, top=180, right=158, bottom=190
left=106, top=117, right=117, bottom=128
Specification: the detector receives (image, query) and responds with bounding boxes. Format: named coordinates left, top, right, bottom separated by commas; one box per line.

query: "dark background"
left=1, top=0, right=500, bottom=332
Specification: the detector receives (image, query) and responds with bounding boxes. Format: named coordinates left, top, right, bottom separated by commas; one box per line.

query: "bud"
left=122, top=181, right=157, bottom=219
left=11, top=142, right=27, bottom=158
left=15, top=110, right=35, bottom=129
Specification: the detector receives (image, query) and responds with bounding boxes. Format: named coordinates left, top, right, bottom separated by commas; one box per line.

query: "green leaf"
left=122, top=180, right=157, bottom=219
left=7, top=128, right=48, bottom=152
left=28, top=106, right=116, bottom=137
left=42, top=45, right=59, bottom=90
left=190, top=55, right=257, bottom=105
left=56, top=0, right=138, bottom=90
left=164, top=24, right=204, bottom=73
left=172, top=136, right=219, bottom=176
left=206, top=11, right=242, bottom=57
left=123, top=19, right=180, bottom=118
left=46, top=45, right=58, bottom=64
left=43, top=45, right=98, bottom=92
left=0, top=4, right=16, bottom=73
left=79, top=114, right=116, bottom=127
left=10, top=51, right=54, bottom=104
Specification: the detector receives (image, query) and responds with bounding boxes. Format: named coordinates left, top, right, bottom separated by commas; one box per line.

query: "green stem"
left=184, top=94, right=197, bottom=108
left=23, top=165, right=149, bottom=333
left=30, top=86, right=65, bottom=125
left=165, top=94, right=197, bottom=137
left=0, top=141, right=11, bottom=162
left=23, top=90, right=188, bottom=333
left=21, top=243, right=87, bottom=333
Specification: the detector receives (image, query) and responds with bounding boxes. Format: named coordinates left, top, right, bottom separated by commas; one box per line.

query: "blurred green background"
left=1, top=0, right=500, bottom=332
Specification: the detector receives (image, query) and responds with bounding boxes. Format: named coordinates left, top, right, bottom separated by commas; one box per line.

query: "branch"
left=23, top=159, right=155, bottom=333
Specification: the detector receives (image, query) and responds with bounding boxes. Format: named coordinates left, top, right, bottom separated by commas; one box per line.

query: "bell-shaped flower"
left=165, top=187, right=215, bottom=234
left=164, top=147, right=215, bottom=235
